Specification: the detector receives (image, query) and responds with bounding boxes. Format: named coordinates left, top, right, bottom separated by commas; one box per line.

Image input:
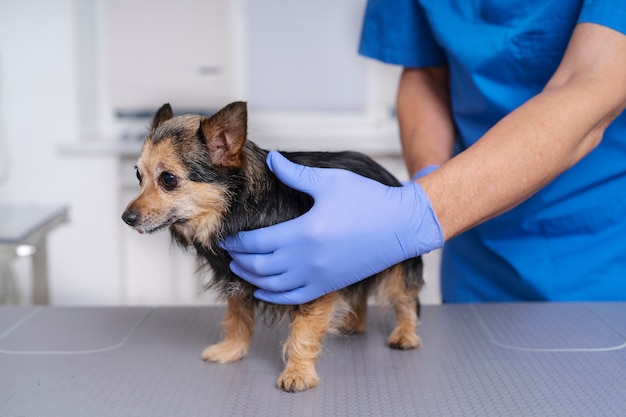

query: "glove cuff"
left=402, top=181, right=445, bottom=257
left=410, top=165, right=439, bottom=181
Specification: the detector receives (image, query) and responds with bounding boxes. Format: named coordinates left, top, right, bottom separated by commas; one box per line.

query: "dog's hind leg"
left=339, top=286, right=368, bottom=334
left=278, top=292, right=339, bottom=392
left=380, top=264, right=422, bottom=350
left=201, top=295, right=255, bottom=363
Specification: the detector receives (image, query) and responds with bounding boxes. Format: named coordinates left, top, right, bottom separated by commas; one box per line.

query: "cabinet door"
left=106, top=0, right=232, bottom=112
left=247, top=0, right=367, bottom=111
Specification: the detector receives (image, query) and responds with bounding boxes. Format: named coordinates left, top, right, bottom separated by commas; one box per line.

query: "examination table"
left=1, top=303, right=624, bottom=416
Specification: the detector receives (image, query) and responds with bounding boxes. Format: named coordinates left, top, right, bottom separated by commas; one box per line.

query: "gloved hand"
left=221, top=151, right=444, bottom=305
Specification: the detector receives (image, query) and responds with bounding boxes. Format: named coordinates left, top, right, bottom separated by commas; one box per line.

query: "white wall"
left=0, top=0, right=122, bottom=304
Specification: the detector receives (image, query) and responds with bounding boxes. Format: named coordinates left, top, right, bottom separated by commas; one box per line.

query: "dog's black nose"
left=122, top=211, right=139, bottom=226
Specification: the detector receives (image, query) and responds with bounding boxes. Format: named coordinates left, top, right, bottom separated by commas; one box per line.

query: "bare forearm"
left=397, top=66, right=455, bottom=177
left=419, top=25, right=626, bottom=240
left=421, top=92, right=598, bottom=239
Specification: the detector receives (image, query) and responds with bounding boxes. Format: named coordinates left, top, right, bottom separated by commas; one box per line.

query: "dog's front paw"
left=387, top=328, right=421, bottom=350
left=201, top=341, right=248, bottom=363
left=277, top=366, right=319, bottom=393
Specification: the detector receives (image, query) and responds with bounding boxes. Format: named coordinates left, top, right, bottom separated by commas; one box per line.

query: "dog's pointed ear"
left=151, top=103, right=174, bottom=130
left=200, top=101, right=247, bottom=168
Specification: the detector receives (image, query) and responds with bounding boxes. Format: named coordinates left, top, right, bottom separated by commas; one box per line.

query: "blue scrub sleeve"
left=358, top=0, right=446, bottom=67
left=579, top=0, right=626, bottom=34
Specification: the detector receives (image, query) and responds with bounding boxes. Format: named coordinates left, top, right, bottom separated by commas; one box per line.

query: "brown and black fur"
left=122, top=101, right=424, bottom=392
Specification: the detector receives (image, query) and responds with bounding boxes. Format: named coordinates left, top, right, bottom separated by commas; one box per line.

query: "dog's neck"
left=170, top=141, right=311, bottom=261
left=224, top=143, right=313, bottom=235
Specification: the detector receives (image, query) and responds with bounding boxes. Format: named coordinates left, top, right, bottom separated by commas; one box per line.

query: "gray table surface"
left=1, top=303, right=624, bottom=416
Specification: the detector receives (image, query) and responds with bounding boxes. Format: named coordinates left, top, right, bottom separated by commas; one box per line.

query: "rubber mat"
left=1, top=303, right=624, bottom=416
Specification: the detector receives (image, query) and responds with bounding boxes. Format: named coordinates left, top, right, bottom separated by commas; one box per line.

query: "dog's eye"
left=135, top=167, right=142, bottom=185
left=160, top=172, right=178, bottom=190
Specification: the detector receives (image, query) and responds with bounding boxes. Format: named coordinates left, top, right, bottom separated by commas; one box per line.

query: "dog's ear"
left=200, top=101, right=247, bottom=168
left=151, top=103, right=174, bottom=130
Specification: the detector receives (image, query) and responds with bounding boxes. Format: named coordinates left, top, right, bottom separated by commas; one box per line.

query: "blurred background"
left=0, top=0, right=441, bottom=306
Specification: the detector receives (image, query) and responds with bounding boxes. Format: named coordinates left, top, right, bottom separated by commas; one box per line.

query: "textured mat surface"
left=1, top=303, right=624, bottom=416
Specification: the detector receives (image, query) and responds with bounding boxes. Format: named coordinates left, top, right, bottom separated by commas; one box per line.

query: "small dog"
left=122, top=101, right=424, bottom=392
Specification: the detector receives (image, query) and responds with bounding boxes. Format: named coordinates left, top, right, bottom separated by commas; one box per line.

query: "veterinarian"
left=222, top=0, right=626, bottom=304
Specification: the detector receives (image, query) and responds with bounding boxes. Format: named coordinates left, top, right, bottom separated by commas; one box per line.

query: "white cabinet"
left=102, top=0, right=402, bottom=152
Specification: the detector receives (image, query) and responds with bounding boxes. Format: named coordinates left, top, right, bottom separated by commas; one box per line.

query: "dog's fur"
left=122, top=101, right=424, bottom=392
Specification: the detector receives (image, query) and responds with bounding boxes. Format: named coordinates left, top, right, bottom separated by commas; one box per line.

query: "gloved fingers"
left=228, top=261, right=304, bottom=293
left=221, top=226, right=282, bottom=254
left=253, top=286, right=319, bottom=305
left=226, top=250, right=288, bottom=277
left=269, top=151, right=392, bottom=206
left=266, top=151, right=325, bottom=194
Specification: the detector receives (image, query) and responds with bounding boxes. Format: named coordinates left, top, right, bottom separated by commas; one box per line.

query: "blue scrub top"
left=360, top=0, right=626, bottom=302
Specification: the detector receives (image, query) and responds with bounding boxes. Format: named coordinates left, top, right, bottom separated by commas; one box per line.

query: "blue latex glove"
left=411, top=165, right=439, bottom=180
left=221, top=151, right=444, bottom=305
